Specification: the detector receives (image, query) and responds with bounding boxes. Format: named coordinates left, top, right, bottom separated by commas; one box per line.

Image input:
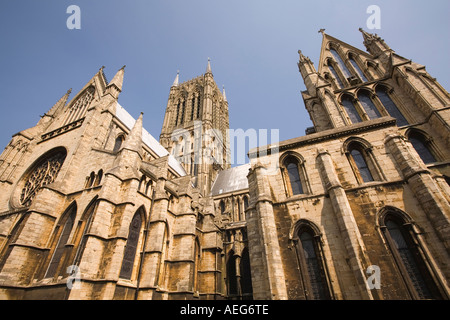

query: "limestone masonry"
left=0, top=29, right=449, bottom=300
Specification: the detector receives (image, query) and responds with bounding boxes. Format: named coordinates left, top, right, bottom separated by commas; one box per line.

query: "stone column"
left=246, top=163, right=288, bottom=300
left=385, top=133, right=450, bottom=253
left=316, top=148, right=373, bottom=300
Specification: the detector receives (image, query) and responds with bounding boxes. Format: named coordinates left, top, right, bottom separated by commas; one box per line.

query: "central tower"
left=159, top=59, right=231, bottom=195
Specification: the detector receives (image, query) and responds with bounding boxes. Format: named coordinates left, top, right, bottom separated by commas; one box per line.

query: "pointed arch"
left=375, top=85, right=409, bottom=126
left=280, top=152, right=310, bottom=196
left=44, top=201, right=77, bottom=279
left=405, top=129, right=439, bottom=164
left=63, top=85, right=95, bottom=125
left=329, top=47, right=351, bottom=78
left=357, top=89, right=381, bottom=120
left=226, top=250, right=238, bottom=297
left=340, top=94, right=362, bottom=124
left=344, top=137, right=384, bottom=183
left=377, top=207, right=444, bottom=299
left=113, top=134, right=125, bottom=152
left=119, top=207, right=145, bottom=280
left=239, top=247, right=253, bottom=300
left=348, top=52, right=368, bottom=82
left=291, top=219, right=332, bottom=300
left=71, top=196, right=98, bottom=267
left=18, top=147, right=67, bottom=207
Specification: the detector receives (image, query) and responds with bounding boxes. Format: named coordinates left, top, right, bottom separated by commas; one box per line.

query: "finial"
left=67, top=88, right=72, bottom=95
left=120, top=65, right=126, bottom=70
left=172, top=70, right=180, bottom=87
left=318, top=28, right=325, bottom=35
left=222, top=85, right=227, bottom=101
left=206, top=57, right=212, bottom=73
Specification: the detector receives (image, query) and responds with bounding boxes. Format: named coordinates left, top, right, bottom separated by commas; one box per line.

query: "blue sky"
left=0, top=0, right=449, bottom=165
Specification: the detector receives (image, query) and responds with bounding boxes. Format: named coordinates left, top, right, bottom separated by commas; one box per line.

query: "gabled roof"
left=317, top=33, right=373, bottom=75
left=210, top=163, right=250, bottom=196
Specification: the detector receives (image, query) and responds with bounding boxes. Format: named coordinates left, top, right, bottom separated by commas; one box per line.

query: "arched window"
left=88, top=171, right=95, bottom=187
left=196, top=94, right=201, bottom=119
left=341, top=95, right=362, bottom=124
left=20, top=148, right=67, bottom=207
left=180, top=100, right=186, bottom=124
left=63, top=86, right=95, bottom=125
left=138, top=175, right=146, bottom=193
left=175, top=101, right=181, bottom=125
left=119, top=210, right=143, bottom=280
left=380, top=210, right=443, bottom=299
left=349, top=56, right=368, bottom=82
left=191, top=97, right=195, bottom=121
left=294, top=222, right=331, bottom=300
left=282, top=156, right=304, bottom=196
left=376, top=86, right=408, bottom=126
left=145, top=180, right=153, bottom=195
left=357, top=91, right=381, bottom=120
left=330, top=48, right=351, bottom=78
left=113, top=135, right=125, bottom=152
left=243, top=196, right=249, bottom=212
left=328, top=61, right=344, bottom=89
left=45, top=203, right=77, bottom=278
left=220, top=200, right=225, bottom=214
left=94, top=169, right=103, bottom=186
left=240, top=248, right=253, bottom=300
left=72, top=198, right=97, bottom=267
left=345, top=139, right=383, bottom=184
left=227, top=251, right=238, bottom=297
left=408, top=131, right=437, bottom=164
left=350, top=147, right=374, bottom=183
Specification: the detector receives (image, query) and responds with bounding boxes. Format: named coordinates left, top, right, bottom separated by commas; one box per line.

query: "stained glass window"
left=350, top=148, right=374, bottom=182
left=328, top=63, right=344, bottom=88
left=45, top=206, right=76, bottom=278
left=20, top=150, right=66, bottom=206
left=409, top=134, right=436, bottom=164
left=342, top=96, right=362, bottom=124
left=349, top=57, right=368, bottom=82
left=64, top=86, right=95, bottom=125
left=299, top=230, right=329, bottom=300
left=385, top=218, right=434, bottom=299
left=358, top=91, right=381, bottom=120
left=330, top=49, right=351, bottom=78
left=119, top=212, right=142, bottom=280
left=284, top=157, right=304, bottom=195
left=376, top=87, right=408, bottom=126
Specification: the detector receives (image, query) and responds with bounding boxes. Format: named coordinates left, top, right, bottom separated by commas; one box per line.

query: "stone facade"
left=0, top=29, right=449, bottom=300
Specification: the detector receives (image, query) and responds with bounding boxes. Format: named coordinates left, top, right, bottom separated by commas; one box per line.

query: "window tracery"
left=20, top=150, right=66, bottom=206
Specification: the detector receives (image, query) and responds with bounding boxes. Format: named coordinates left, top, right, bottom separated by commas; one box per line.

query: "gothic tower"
left=160, top=59, right=231, bottom=196
left=245, top=29, right=450, bottom=300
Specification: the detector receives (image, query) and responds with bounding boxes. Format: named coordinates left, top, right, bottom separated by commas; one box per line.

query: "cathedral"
left=0, top=29, right=449, bottom=300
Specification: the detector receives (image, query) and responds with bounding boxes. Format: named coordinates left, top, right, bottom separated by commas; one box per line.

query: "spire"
left=206, top=57, right=212, bottom=74
left=41, top=88, right=72, bottom=120
left=358, top=28, right=392, bottom=56
left=121, top=112, right=143, bottom=153
left=222, top=85, right=227, bottom=102
left=172, top=70, right=180, bottom=87
left=110, top=112, right=143, bottom=179
left=105, top=65, right=125, bottom=98
left=109, top=65, right=126, bottom=91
